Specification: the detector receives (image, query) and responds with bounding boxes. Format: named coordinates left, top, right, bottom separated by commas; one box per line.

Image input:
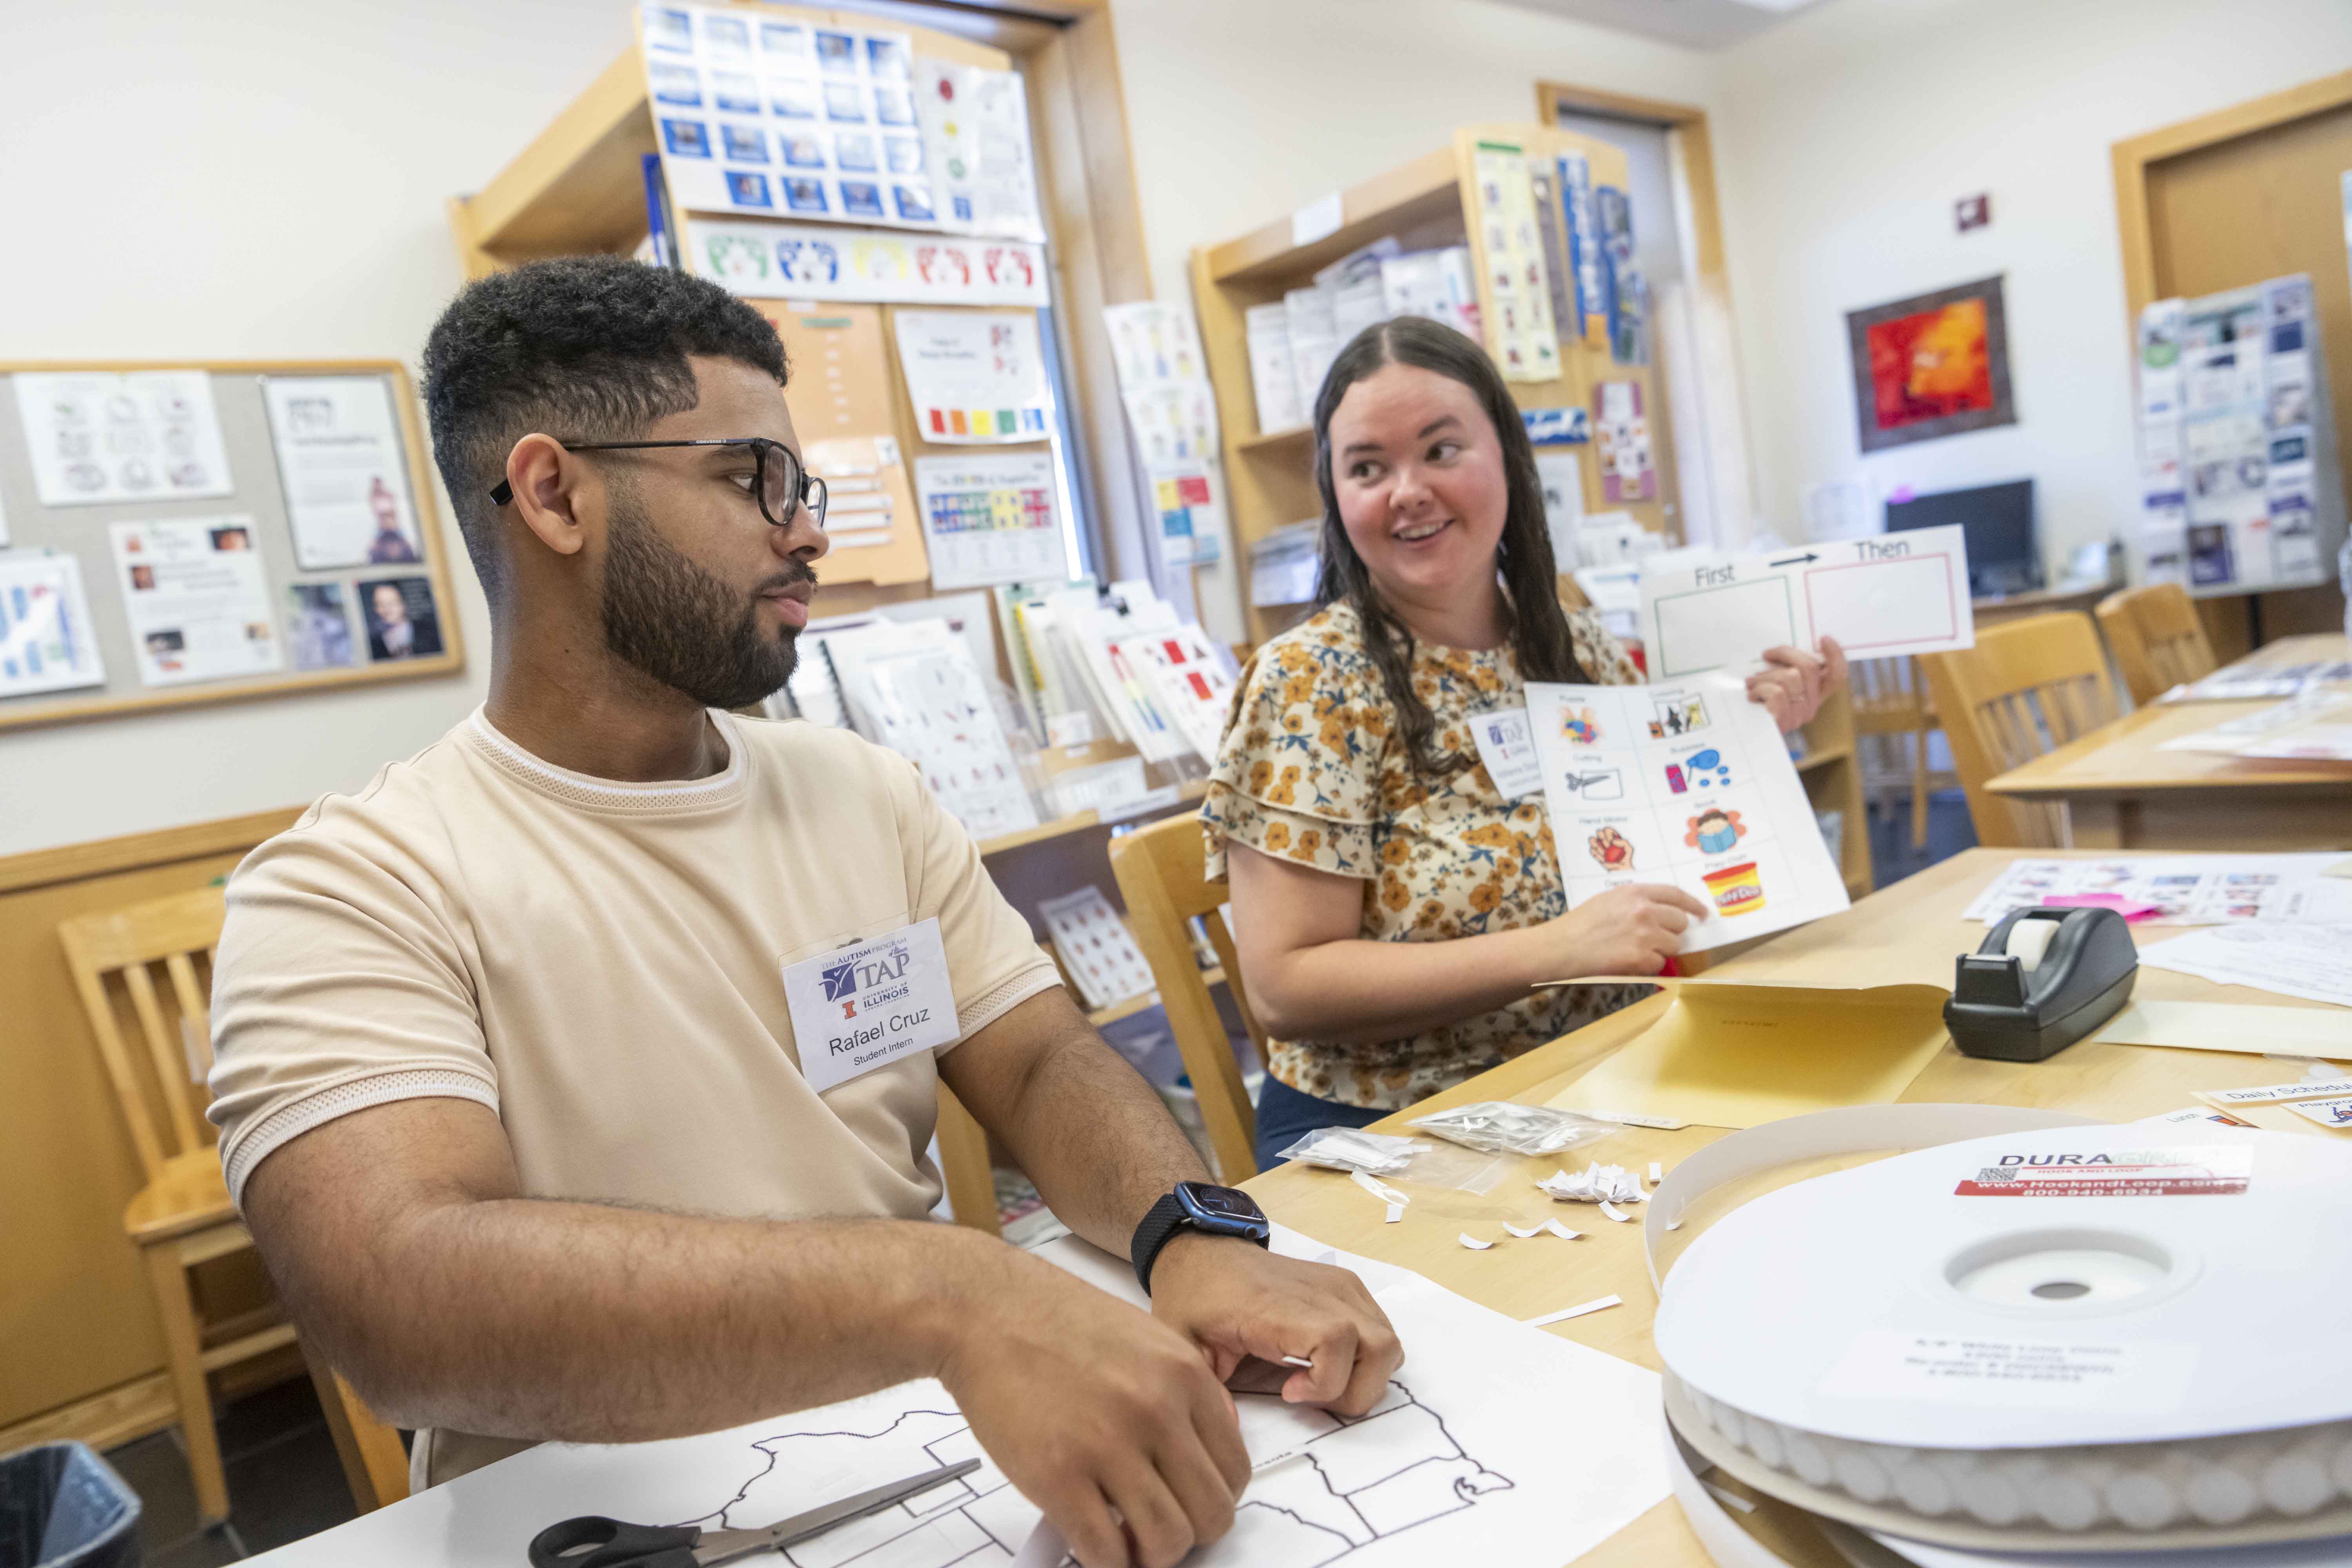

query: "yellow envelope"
left=2098, top=1000, right=2352, bottom=1059
left=1545, top=978, right=1951, bottom=1130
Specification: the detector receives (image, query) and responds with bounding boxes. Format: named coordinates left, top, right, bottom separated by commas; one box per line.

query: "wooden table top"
left=1987, top=633, right=2352, bottom=800
left=1242, top=847, right=2344, bottom=1566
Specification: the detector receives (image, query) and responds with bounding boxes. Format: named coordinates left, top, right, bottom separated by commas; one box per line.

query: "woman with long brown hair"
left=1203, top=316, right=1844, bottom=1167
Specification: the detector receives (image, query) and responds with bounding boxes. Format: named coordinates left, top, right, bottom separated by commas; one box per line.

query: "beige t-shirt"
left=207, top=708, right=1060, bottom=1477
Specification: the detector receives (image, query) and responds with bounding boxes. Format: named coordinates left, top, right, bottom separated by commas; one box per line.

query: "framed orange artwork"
left=1845, top=274, right=2014, bottom=452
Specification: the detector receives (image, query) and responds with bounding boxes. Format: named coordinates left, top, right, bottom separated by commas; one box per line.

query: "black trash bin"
left=0, top=1443, right=140, bottom=1568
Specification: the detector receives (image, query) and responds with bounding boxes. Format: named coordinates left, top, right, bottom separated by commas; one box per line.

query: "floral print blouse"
left=1201, top=600, right=1650, bottom=1111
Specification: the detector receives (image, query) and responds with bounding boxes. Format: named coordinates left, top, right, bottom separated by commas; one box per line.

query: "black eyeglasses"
left=489, top=438, right=827, bottom=530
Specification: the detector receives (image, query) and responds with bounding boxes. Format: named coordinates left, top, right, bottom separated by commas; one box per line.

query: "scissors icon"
left=527, top=1457, right=982, bottom=1567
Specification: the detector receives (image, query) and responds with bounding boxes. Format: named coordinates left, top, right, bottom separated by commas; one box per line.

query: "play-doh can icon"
left=1702, top=861, right=1766, bottom=916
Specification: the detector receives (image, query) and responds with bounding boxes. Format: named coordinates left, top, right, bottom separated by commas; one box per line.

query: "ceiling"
left=1487, top=0, right=1834, bottom=51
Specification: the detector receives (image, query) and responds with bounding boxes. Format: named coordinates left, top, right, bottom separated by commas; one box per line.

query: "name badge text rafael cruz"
left=781, top=917, right=961, bottom=1093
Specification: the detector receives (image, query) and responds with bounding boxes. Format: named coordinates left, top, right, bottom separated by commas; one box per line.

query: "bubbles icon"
left=1685, top=748, right=1732, bottom=789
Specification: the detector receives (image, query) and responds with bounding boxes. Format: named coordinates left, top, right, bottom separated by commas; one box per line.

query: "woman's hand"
left=1746, top=637, right=1848, bottom=733
left=1534, top=883, right=1711, bottom=978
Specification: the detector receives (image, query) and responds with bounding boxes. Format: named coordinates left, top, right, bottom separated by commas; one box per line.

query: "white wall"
left=0, top=0, right=640, bottom=857
left=1108, top=0, right=1714, bottom=306
left=1709, top=0, right=2352, bottom=568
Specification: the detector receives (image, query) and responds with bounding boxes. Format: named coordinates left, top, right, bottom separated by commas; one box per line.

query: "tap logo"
left=821, top=957, right=860, bottom=1006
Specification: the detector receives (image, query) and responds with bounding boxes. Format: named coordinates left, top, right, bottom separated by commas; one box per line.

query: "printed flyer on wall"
left=689, top=220, right=1048, bottom=307
left=1527, top=672, right=1849, bottom=953
left=0, top=552, right=106, bottom=698
left=913, top=450, right=1069, bottom=589
left=13, top=370, right=233, bottom=507
left=108, top=518, right=284, bottom=688
left=640, top=2, right=936, bottom=228
left=892, top=310, right=1053, bottom=442
left=262, top=376, right=425, bottom=570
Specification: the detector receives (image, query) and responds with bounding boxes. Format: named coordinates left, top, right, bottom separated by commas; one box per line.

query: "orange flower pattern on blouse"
left=1201, top=601, right=1650, bottom=1110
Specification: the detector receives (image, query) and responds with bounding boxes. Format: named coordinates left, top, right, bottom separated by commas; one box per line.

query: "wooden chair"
left=1109, top=816, right=1262, bottom=1183
left=1919, top=612, right=2118, bottom=848
left=2097, top=582, right=2219, bottom=706
left=934, top=1085, right=1001, bottom=1238
left=58, top=887, right=407, bottom=1521
left=1848, top=657, right=1938, bottom=848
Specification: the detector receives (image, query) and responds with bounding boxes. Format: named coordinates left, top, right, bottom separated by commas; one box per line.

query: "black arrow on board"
left=1769, top=552, right=1821, bottom=567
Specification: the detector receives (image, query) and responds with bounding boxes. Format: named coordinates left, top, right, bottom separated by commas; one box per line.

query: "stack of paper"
left=1037, top=886, right=1156, bottom=1010
left=1379, top=247, right=1479, bottom=342
left=2159, top=688, right=2352, bottom=761
left=1109, top=622, right=1239, bottom=767
left=1284, top=287, right=1341, bottom=421
left=1244, top=304, right=1303, bottom=436
left=1248, top=521, right=1322, bottom=609
left=2160, top=658, right=2352, bottom=702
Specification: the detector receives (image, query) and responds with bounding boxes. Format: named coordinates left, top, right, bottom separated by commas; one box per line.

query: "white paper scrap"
left=1352, top=1170, right=1408, bottom=1207
left=1385, top=1202, right=1403, bottom=1224
left=1458, top=1232, right=1495, bottom=1251
left=1588, top=1109, right=1690, bottom=1131
left=1703, top=1480, right=1759, bottom=1515
left=1539, top=1161, right=1646, bottom=1204
left=1648, top=1161, right=1664, bottom=1185
left=1545, top=1220, right=1583, bottom=1240
left=1525, top=1295, right=1621, bottom=1328
left=1599, top=1201, right=1633, bottom=1223
left=1504, top=1223, right=1544, bottom=1239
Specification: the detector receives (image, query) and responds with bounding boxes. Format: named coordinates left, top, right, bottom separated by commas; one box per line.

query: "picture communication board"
left=0, top=360, right=465, bottom=733
left=1637, top=524, right=1974, bottom=679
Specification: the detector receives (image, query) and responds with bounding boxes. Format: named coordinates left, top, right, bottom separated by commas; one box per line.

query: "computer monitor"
left=1886, top=479, right=2040, bottom=597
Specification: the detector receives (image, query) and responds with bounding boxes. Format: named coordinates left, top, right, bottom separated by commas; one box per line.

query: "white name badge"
left=781, top=917, right=961, bottom=1093
left=1468, top=705, right=1543, bottom=798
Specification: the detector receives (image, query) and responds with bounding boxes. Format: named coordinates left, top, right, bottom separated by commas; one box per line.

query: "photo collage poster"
left=642, top=2, right=935, bottom=228
left=1526, top=673, right=1849, bottom=953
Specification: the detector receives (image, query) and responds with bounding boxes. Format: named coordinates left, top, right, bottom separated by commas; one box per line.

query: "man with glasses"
left=207, top=258, right=1397, bottom=1568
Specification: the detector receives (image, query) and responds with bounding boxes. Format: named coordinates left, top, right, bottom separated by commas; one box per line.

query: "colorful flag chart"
left=891, top=309, right=1054, bottom=446
left=912, top=450, right=1069, bottom=590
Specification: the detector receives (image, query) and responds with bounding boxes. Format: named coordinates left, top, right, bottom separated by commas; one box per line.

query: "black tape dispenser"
left=1945, top=906, right=2138, bottom=1062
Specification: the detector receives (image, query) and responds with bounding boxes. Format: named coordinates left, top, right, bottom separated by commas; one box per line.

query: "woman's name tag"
left=1470, top=706, right=1543, bottom=798
left=781, top=917, right=960, bottom=1092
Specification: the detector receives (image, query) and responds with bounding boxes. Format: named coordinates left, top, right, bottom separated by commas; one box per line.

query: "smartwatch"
left=1130, top=1180, right=1271, bottom=1295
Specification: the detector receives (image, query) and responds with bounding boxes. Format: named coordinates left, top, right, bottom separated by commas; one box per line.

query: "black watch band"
left=1130, top=1181, right=1270, bottom=1296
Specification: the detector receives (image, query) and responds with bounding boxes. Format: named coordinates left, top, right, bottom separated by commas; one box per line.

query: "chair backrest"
left=1109, top=815, right=1261, bottom=1182
left=2097, top=582, right=2218, bottom=705
left=1847, top=655, right=1933, bottom=733
left=1920, top=612, right=2117, bottom=848
left=56, top=886, right=228, bottom=1183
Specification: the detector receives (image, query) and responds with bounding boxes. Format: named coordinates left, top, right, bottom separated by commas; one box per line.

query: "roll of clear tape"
left=2004, top=916, right=2059, bottom=973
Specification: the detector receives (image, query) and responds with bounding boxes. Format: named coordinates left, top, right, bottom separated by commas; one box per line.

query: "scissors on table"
left=526, top=1457, right=982, bottom=1567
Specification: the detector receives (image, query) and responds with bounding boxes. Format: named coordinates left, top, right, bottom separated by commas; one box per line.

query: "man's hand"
left=1147, top=1235, right=1403, bottom=1414
left=940, top=1249, right=1249, bottom=1568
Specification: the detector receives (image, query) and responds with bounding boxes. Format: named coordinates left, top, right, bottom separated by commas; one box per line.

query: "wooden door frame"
left=1535, top=81, right=1748, bottom=549
left=2111, top=67, right=2352, bottom=322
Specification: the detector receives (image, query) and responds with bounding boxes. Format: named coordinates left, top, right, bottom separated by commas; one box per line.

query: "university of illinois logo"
left=821, top=957, right=859, bottom=1017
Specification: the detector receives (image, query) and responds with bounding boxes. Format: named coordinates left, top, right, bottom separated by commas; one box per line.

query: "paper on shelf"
left=1637, top=524, right=1973, bottom=678
left=1036, top=884, right=1154, bottom=1011
left=1547, top=978, right=1951, bottom=1131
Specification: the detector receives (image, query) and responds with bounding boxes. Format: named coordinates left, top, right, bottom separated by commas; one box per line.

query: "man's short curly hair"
left=420, top=256, right=788, bottom=598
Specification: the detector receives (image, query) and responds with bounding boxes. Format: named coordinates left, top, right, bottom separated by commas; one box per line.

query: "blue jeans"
left=1254, top=1074, right=1389, bottom=1171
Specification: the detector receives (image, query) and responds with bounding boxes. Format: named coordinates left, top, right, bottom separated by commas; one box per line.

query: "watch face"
left=1179, top=1181, right=1264, bottom=1222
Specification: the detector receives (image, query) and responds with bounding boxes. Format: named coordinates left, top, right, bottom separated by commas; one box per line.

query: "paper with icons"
left=1526, top=671, right=1849, bottom=953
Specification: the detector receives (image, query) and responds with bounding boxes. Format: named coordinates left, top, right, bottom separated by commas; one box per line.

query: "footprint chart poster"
left=1528, top=672, right=1849, bottom=952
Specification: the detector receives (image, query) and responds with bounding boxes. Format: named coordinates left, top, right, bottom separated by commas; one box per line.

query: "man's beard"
left=600, top=494, right=811, bottom=710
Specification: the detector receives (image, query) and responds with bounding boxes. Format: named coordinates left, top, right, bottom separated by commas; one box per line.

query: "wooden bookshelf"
left=1189, top=123, right=1672, bottom=643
